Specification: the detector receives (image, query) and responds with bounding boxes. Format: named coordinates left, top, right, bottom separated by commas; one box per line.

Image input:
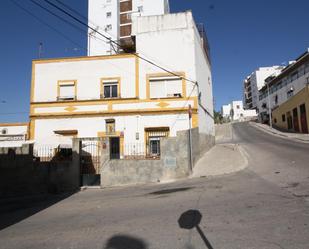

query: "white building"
left=221, top=101, right=257, bottom=121
left=29, top=11, right=214, bottom=159
left=243, top=66, right=284, bottom=110
left=0, top=123, right=28, bottom=147
left=258, top=49, right=309, bottom=123
left=221, top=104, right=231, bottom=119
left=88, top=0, right=170, bottom=56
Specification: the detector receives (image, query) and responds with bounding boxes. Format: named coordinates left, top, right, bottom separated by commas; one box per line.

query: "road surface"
left=0, top=122, right=308, bottom=249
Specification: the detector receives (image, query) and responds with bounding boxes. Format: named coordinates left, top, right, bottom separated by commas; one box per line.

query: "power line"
left=11, top=0, right=142, bottom=84
left=10, top=0, right=87, bottom=53
left=28, top=0, right=108, bottom=46
left=42, top=0, right=198, bottom=86
left=21, top=0, right=213, bottom=120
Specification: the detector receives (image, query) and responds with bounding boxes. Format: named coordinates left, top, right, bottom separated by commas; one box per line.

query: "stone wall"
left=0, top=141, right=80, bottom=198
left=101, top=128, right=215, bottom=187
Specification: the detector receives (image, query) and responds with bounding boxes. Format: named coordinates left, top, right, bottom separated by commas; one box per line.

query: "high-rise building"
left=243, top=66, right=284, bottom=110
left=88, top=0, right=170, bottom=56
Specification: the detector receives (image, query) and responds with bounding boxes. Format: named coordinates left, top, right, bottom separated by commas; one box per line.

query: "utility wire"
left=11, top=0, right=140, bottom=86
left=43, top=0, right=198, bottom=86
left=10, top=0, right=87, bottom=53
left=44, top=0, right=214, bottom=119
left=29, top=0, right=108, bottom=46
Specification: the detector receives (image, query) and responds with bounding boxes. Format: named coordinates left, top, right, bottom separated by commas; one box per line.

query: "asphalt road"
left=0, top=122, right=309, bottom=249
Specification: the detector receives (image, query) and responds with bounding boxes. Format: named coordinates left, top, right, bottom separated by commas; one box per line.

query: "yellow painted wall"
left=272, top=85, right=309, bottom=133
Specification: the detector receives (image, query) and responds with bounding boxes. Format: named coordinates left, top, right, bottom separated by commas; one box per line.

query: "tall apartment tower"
left=88, top=0, right=170, bottom=56
left=243, top=66, right=284, bottom=110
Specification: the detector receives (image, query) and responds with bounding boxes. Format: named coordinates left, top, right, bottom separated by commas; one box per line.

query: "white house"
left=0, top=123, right=28, bottom=147
left=88, top=0, right=170, bottom=56
left=29, top=11, right=214, bottom=159
left=221, top=104, right=231, bottom=119
left=221, top=101, right=257, bottom=121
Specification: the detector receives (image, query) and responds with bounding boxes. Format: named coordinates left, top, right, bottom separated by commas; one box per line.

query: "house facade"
left=221, top=101, right=257, bottom=121
left=258, top=49, right=309, bottom=130
left=29, top=12, right=214, bottom=159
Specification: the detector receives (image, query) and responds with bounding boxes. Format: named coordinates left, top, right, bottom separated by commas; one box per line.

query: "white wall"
left=221, top=104, right=231, bottom=118
left=33, top=56, right=136, bottom=102
left=88, top=0, right=169, bottom=56
left=88, top=0, right=119, bottom=56
left=0, top=125, right=27, bottom=135
left=0, top=124, right=28, bottom=147
left=33, top=113, right=190, bottom=148
left=133, top=11, right=214, bottom=134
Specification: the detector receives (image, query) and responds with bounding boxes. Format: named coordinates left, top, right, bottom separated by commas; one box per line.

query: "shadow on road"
left=103, top=235, right=148, bottom=249
left=0, top=192, right=76, bottom=231
left=178, top=209, right=214, bottom=249
left=148, top=187, right=194, bottom=195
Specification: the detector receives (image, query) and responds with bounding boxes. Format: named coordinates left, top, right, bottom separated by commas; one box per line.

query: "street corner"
left=191, top=143, right=248, bottom=179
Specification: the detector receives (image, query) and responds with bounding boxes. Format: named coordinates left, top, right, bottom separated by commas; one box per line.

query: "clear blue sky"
left=1, top=0, right=309, bottom=122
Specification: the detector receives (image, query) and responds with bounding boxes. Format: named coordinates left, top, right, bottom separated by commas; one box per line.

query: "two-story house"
left=29, top=11, right=214, bottom=159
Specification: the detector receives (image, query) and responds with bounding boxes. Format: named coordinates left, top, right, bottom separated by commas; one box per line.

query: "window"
left=106, top=12, right=112, bottom=18
left=1, top=128, right=8, bottom=135
left=274, top=118, right=277, bottom=124
left=106, top=119, right=115, bottom=134
left=101, top=78, right=120, bottom=98
left=145, top=127, right=169, bottom=157
left=106, top=24, right=112, bottom=31
left=149, top=76, right=183, bottom=99
left=282, top=114, right=286, bottom=122
left=137, top=6, right=143, bottom=12
left=57, top=80, right=76, bottom=101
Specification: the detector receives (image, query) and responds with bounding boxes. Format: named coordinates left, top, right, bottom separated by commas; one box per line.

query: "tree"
left=214, top=111, right=223, bottom=124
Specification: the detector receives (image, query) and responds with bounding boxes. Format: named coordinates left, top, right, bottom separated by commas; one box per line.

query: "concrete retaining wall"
left=101, top=128, right=215, bottom=187
left=0, top=141, right=80, bottom=198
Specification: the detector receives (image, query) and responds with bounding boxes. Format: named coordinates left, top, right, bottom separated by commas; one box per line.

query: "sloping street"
left=0, top=122, right=309, bottom=249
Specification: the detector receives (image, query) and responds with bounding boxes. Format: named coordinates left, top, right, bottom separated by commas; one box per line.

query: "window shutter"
left=150, top=80, right=166, bottom=98
left=165, top=78, right=182, bottom=97
left=59, top=84, right=75, bottom=99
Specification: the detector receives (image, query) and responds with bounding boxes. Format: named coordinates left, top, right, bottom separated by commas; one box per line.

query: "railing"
left=123, top=143, right=160, bottom=160
left=33, top=145, right=72, bottom=162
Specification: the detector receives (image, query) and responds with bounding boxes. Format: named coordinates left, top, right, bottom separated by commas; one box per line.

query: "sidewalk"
left=191, top=143, right=248, bottom=178
left=250, top=122, right=309, bottom=143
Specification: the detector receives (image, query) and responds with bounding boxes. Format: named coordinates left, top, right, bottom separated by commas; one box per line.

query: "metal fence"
left=123, top=142, right=160, bottom=160
left=80, top=140, right=102, bottom=174
left=33, top=145, right=72, bottom=162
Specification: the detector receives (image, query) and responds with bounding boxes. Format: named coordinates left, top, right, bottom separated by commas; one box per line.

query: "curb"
left=249, top=122, right=309, bottom=144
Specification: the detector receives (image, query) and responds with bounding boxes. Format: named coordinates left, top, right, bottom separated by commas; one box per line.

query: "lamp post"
left=267, top=82, right=272, bottom=128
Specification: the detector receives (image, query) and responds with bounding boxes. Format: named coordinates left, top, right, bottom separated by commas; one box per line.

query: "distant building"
left=258, top=49, right=309, bottom=133
left=243, top=66, right=284, bottom=110
left=0, top=123, right=28, bottom=147
left=221, top=104, right=231, bottom=119
left=221, top=101, right=257, bottom=121
left=88, top=0, right=170, bottom=56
